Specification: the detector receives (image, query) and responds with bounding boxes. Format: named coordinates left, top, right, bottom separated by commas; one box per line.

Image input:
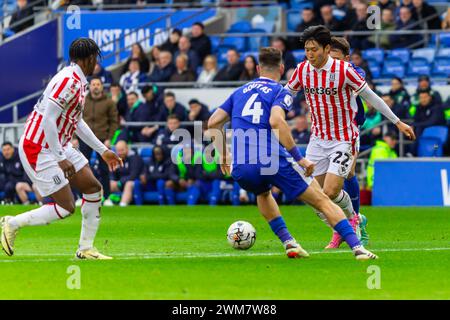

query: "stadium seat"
left=362, top=48, right=384, bottom=64
left=247, top=28, right=269, bottom=52
left=411, top=48, right=435, bottom=64
left=290, top=0, right=313, bottom=9
left=0, top=192, right=4, bottom=201
left=366, top=58, right=381, bottom=79
left=286, top=10, right=302, bottom=31
left=210, top=36, right=222, bottom=53
left=381, top=57, right=405, bottom=78
left=436, top=48, right=450, bottom=58
left=223, top=34, right=247, bottom=52
left=422, top=126, right=449, bottom=145
left=216, top=44, right=236, bottom=64
left=292, top=50, right=306, bottom=63
left=432, top=57, right=450, bottom=76
left=439, top=32, right=450, bottom=47
left=407, top=57, right=431, bottom=77
left=417, top=137, right=443, bottom=157
left=228, top=21, right=252, bottom=33
left=242, top=51, right=259, bottom=60
left=253, top=21, right=275, bottom=33
left=140, top=147, right=153, bottom=165
left=387, top=48, right=410, bottom=65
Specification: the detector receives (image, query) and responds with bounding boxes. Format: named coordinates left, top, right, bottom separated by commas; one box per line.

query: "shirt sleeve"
left=273, top=88, right=294, bottom=113
left=218, top=93, right=233, bottom=115
left=345, top=64, right=367, bottom=95
left=285, top=63, right=303, bottom=94
left=48, top=77, right=81, bottom=109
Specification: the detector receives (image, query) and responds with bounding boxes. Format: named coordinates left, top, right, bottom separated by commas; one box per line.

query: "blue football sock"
left=165, top=188, right=175, bottom=205
left=334, top=219, right=361, bottom=250
left=344, top=176, right=360, bottom=214
left=269, top=216, right=293, bottom=244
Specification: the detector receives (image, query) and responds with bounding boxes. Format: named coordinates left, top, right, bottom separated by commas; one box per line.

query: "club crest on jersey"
left=330, top=73, right=335, bottom=81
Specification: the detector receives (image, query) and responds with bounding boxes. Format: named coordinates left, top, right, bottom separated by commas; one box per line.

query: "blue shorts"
left=231, top=158, right=313, bottom=202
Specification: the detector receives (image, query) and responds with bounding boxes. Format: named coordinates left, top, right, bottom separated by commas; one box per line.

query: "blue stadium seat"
left=210, top=36, right=222, bottom=53
left=411, top=48, right=435, bottom=64
left=381, top=57, right=405, bottom=78
left=228, top=21, right=252, bottom=33
left=247, top=28, right=269, bottom=52
left=286, top=10, right=302, bottom=31
left=407, top=57, right=431, bottom=77
left=0, top=192, right=5, bottom=200
left=422, top=126, right=449, bottom=145
left=362, top=48, right=384, bottom=64
left=216, top=44, right=236, bottom=64
left=366, top=58, right=381, bottom=79
left=432, top=57, right=450, bottom=76
left=439, top=32, right=450, bottom=48
left=417, top=137, right=443, bottom=157
left=223, top=34, right=247, bottom=52
left=253, top=21, right=275, bottom=33
left=242, top=51, right=259, bottom=60
left=292, top=50, right=306, bottom=63
left=140, top=147, right=153, bottom=165
left=436, top=48, right=450, bottom=58
left=290, top=0, right=313, bottom=9
left=387, top=48, right=410, bottom=65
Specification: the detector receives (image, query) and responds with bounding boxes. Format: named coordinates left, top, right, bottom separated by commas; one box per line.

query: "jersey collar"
left=71, top=62, right=88, bottom=85
left=257, top=76, right=276, bottom=82
left=312, top=56, right=333, bottom=72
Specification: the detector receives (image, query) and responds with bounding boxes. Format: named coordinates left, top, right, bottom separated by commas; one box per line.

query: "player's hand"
left=102, top=150, right=123, bottom=172
left=396, top=121, right=416, bottom=140
left=298, top=158, right=315, bottom=177
left=58, top=159, right=76, bottom=179
left=220, top=154, right=232, bottom=176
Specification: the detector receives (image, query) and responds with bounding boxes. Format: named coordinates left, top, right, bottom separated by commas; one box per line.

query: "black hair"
left=193, top=22, right=205, bottom=29
left=90, top=76, right=103, bottom=84
left=172, top=28, right=182, bottom=37
left=69, top=38, right=101, bottom=62
left=164, top=91, right=175, bottom=99
left=392, top=76, right=403, bottom=84
left=110, top=82, right=121, bottom=88
left=300, top=25, right=331, bottom=48
left=127, top=91, right=139, bottom=98
left=1, top=141, right=13, bottom=148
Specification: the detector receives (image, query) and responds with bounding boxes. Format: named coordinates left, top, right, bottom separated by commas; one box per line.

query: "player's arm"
left=76, top=119, right=123, bottom=171
left=284, top=63, right=303, bottom=96
left=43, top=100, right=76, bottom=179
left=358, top=86, right=415, bottom=140
left=269, top=106, right=314, bottom=177
left=207, top=108, right=231, bottom=176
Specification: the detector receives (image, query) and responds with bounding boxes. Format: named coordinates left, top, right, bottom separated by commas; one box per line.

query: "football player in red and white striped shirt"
left=286, top=26, right=415, bottom=239
left=1, top=38, right=123, bottom=259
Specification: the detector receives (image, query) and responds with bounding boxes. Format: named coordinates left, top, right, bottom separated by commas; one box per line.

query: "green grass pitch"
left=0, top=205, right=449, bottom=299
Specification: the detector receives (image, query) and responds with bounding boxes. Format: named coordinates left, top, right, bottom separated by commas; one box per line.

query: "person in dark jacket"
left=8, top=0, right=34, bottom=34
left=389, top=6, right=423, bottom=49
left=148, top=51, right=176, bottom=83
left=121, top=43, right=150, bottom=75
left=389, top=77, right=411, bottom=110
left=291, top=115, right=311, bottom=144
left=138, top=85, right=161, bottom=143
left=173, top=36, right=200, bottom=74
left=382, top=93, right=410, bottom=132
left=192, top=151, right=223, bottom=206
left=271, top=37, right=296, bottom=78
left=412, top=0, right=441, bottom=31
left=169, top=53, right=197, bottom=82
left=412, top=89, right=446, bottom=139
left=289, top=7, right=320, bottom=49
left=154, top=114, right=181, bottom=147
left=213, top=49, right=244, bottom=82
left=109, top=83, right=128, bottom=119
left=157, top=91, right=187, bottom=121
left=90, top=62, right=113, bottom=85
left=139, top=146, right=170, bottom=205
left=160, top=29, right=182, bottom=55
left=349, top=2, right=375, bottom=50
left=109, top=140, right=144, bottom=206
left=190, top=22, right=212, bottom=63
left=239, top=55, right=258, bottom=81
left=120, top=92, right=151, bottom=143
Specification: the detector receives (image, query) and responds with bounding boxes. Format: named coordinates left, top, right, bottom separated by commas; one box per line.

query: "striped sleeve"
left=285, top=62, right=304, bottom=93
left=345, top=64, right=367, bottom=95
left=48, top=77, right=80, bottom=109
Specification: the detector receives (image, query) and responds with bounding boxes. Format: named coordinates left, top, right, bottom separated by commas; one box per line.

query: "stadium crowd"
left=1, top=0, right=449, bottom=205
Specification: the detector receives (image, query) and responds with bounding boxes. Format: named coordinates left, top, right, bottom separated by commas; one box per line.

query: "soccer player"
left=0, top=38, right=123, bottom=259
left=285, top=26, right=415, bottom=245
left=325, top=36, right=370, bottom=248
left=208, top=47, right=378, bottom=260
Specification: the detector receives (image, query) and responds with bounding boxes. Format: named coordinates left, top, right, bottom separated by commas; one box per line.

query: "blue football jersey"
left=218, top=77, right=294, bottom=165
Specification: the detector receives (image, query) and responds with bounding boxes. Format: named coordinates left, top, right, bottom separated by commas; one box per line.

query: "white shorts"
left=305, top=135, right=354, bottom=178
left=19, top=137, right=88, bottom=197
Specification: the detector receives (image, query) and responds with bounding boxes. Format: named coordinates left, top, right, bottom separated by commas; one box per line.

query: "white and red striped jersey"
left=286, top=56, right=367, bottom=142
left=23, top=63, right=88, bottom=149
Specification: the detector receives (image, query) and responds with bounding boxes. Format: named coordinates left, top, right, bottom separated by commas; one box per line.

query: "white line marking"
left=1, top=247, right=449, bottom=263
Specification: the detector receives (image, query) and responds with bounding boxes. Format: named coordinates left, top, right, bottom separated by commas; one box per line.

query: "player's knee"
left=165, top=180, right=174, bottom=189
left=323, top=186, right=340, bottom=200
left=125, top=180, right=134, bottom=189
left=58, top=201, right=76, bottom=215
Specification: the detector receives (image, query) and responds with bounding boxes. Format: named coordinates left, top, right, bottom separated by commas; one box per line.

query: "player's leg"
left=32, top=183, right=44, bottom=204
left=298, top=179, right=377, bottom=260
left=164, top=180, right=176, bottom=205
left=15, top=182, right=32, bottom=204
left=69, top=164, right=111, bottom=260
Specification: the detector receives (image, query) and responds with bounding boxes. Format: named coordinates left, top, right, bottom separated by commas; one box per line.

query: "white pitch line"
left=0, top=247, right=449, bottom=263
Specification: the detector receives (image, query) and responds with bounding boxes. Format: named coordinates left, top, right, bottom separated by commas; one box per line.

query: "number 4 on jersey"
left=242, top=93, right=263, bottom=124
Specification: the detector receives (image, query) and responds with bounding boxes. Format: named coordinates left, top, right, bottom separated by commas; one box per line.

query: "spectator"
left=412, top=0, right=441, bottom=30
left=213, top=49, right=244, bottom=81
left=110, top=140, right=144, bottom=207
left=389, top=6, right=423, bottom=49
left=120, top=92, right=151, bottom=143
left=289, top=7, right=320, bottom=49
left=157, top=91, right=187, bottom=121
left=109, top=82, right=128, bottom=119
left=239, top=55, right=258, bottom=81
left=411, top=75, right=443, bottom=107
left=139, top=146, right=170, bottom=205
left=0, top=142, right=41, bottom=204
left=366, top=132, right=398, bottom=189
left=271, top=37, right=296, bottom=78
left=8, top=0, right=34, bottom=34
left=160, top=29, right=182, bottom=55
left=320, top=5, right=344, bottom=31
left=197, top=55, right=218, bottom=84
left=122, top=43, right=150, bottom=74
left=148, top=46, right=161, bottom=75
left=361, top=103, right=383, bottom=146
left=138, top=85, right=161, bottom=143
left=442, top=7, right=450, bottom=30
left=188, top=98, right=211, bottom=130
left=154, top=114, right=182, bottom=146
left=378, top=0, right=396, bottom=11
left=174, top=36, right=200, bottom=74
left=332, top=0, right=356, bottom=30
left=190, top=22, right=212, bottom=63
left=369, top=8, right=396, bottom=49
left=90, top=62, right=113, bottom=85
left=395, top=0, right=415, bottom=18
left=148, top=50, right=176, bottom=83
left=291, top=115, right=311, bottom=144
left=170, top=53, right=196, bottom=82
left=349, top=2, right=374, bottom=50
left=382, top=93, right=410, bottom=132
left=79, top=77, right=119, bottom=204
left=350, top=50, right=373, bottom=81
left=389, top=77, right=411, bottom=110
left=119, top=59, right=149, bottom=94
left=412, top=89, right=445, bottom=139
left=192, top=151, right=223, bottom=206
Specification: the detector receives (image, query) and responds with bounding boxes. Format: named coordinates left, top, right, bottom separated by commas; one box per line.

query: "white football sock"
left=79, top=191, right=102, bottom=251
left=331, top=190, right=354, bottom=219
left=315, top=210, right=331, bottom=227
left=8, top=203, right=72, bottom=230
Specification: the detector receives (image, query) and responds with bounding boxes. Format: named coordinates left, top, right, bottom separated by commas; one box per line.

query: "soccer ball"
left=227, top=221, right=256, bottom=250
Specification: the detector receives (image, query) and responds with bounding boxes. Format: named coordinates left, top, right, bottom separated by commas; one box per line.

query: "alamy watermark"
left=66, top=265, right=81, bottom=290
left=366, top=265, right=381, bottom=290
